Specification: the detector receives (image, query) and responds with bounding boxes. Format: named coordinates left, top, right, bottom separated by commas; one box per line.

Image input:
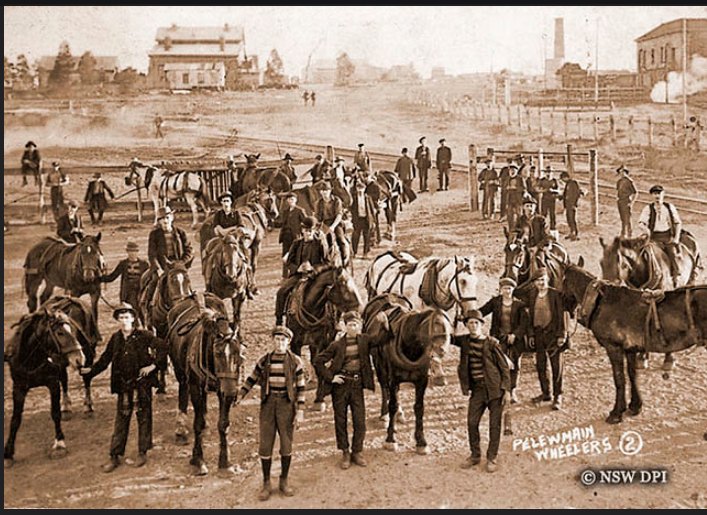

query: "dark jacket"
left=87, top=329, right=163, bottom=394
left=84, top=179, right=115, bottom=211
left=276, top=205, right=307, bottom=244
left=307, top=161, right=329, bottom=183
left=213, top=209, right=243, bottom=230
left=57, top=213, right=84, bottom=243
left=513, top=213, right=551, bottom=247
left=21, top=148, right=41, bottom=172
left=479, top=296, right=528, bottom=341
left=561, top=179, right=583, bottom=208
left=239, top=350, right=305, bottom=406
left=101, top=258, right=150, bottom=302
left=414, top=145, right=431, bottom=169
left=394, top=155, right=416, bottom=181
left=478, top=167, right=499, bottom=192
left=285, top=236, right=330, bottom=276
left=525, top=287, right=566, bottom=339
left=350, top=187, right=377, bottom=222
left=314, top=334, right=377, bottom=396
left=537, top=177, right=560, bottom=205
left=452, top=335, right=510, bottom=399
left=147, top=226, right=194, bottom=270
left=436, top=146, right=452, bottom=170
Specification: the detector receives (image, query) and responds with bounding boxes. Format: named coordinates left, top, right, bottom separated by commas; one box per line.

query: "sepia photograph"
left=3, top=5, right=707, bottom=509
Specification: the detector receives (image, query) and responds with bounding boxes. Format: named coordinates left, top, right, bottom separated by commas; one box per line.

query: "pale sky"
left=4, top=6, right=707, bottom=78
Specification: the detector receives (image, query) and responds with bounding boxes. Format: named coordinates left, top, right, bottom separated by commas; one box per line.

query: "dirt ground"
left=4, top=84, right=707, bottom=508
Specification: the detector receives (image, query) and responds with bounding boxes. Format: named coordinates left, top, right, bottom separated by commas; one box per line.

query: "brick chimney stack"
left=554, top=17, right=565, bottom=60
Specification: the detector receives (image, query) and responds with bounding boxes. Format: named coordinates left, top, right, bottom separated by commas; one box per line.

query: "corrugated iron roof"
left=155, top=25, right=244, bottom=42
left=149, top=43, right=242, bottom=57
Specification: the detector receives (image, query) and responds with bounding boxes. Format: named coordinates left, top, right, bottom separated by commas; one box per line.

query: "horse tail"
left=199, top=173, right=210, bottom=204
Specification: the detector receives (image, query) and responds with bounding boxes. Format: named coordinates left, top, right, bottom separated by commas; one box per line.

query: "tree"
left=49, top=41, right=74, bottom=88
left=15, top=54, right=34, bottom=89
left=335, top=52, right=355, bottom=86
left=78, top=51, right=99, bottom=85
left=264, top=48, right=285, bottom=86
left=114, top=67, right=144, bottom=94
left=4, top=56, right=16, bottom=84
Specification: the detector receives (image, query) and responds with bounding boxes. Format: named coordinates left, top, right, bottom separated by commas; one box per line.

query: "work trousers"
left=617, top=201, right=633, bottom=238
left=565, top=206, right=578, bottom=236
left=351, top=217, right=372, bottom=256
left=259, top=392, right=295, bottom=458
left=467, top=381, right=503, bottom=461
left=109, top=384, right=153, bottom=458
left=418, top=166, right=429, bottom=191
left=534, top=330, right=564, bottom=399
left=332, top=377, right=366, bottom=453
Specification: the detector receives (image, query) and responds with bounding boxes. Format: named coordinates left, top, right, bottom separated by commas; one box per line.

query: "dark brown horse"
left=283, top=267, right=363, bottom=409
left=502, top=226, right=569, bottom=289
left=24, top=234, right=106, bottom=326
left=201, top=234, right=250, bottom=328
left=4, top=307, right=85, bottom=467
left=599, top=233, right=702, bottom=371
left=562, top=260, right=706, bottom=424
left=370, top=170, right=402, bottom=243
left=167, top=292, right=244, bottom=476
left=364, top=293, right=453, bottom=454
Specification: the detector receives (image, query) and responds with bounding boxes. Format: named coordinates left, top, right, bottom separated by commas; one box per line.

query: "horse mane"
left=617, top=235, right=648, bottom=253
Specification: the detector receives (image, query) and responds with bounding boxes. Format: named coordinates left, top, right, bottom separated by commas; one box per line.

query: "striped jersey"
left=342, top=336, right=361, bottom=373
left=467, top=337, right=485, bottom=381
left=240, top=351, right=306, bottom=407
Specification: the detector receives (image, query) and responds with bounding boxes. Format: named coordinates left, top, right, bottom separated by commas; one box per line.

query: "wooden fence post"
left=577, top=113, right=583, bottom=140
left=647, top=116, right=654, bottom=147
left=468, top=144, right=479, bottom=212
left=538, top=107, right=543, bottom=135
left=564, top=111, right=569, bottom=141
left=549, top=111, right=555, bottom=138
left=610, top=114, right=616, bottom=142
left=517, top=104, right=522, bottom=128
left=589, top=148, right=599, bottom=225
left=628, top=115, right=634, bottom=146
left=526, top=106, right=532, bottom=132
left=593, top=114, right=599, bottom=142
left=671, top=116, right=678, bottom=146
left=566, top=144, right=575, bottom=176
left=538, top=148, right=544, bottom=172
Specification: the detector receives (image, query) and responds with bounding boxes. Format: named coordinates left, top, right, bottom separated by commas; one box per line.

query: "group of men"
left=477, top=154, right=585, bottom=241
left=302, top=90, right=317, bottom=107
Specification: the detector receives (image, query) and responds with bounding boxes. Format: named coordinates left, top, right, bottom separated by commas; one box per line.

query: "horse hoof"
left=383, top=442, right=398, bottom=452
left=49, top=447, right=68, bottom=460
left=504, top=428, right=514, bottom=436
left=415, top=446, right=430, bottom=455
left=218, top=466, right=238, bottom=478
left=193, top=463, right=209, bottom=476
left=395, top=411, right=406, bottom=424
left=628, top=406, right=642, bottom=417
left=636, top=359, right=648, bottom=370
left=311, top=402, right=326, bottom=412
left=432, top=376, right=448, bottom=387
left=175, top=433, right=189, bottom=445
left=61, top=411, right=73, bottom=421
left=661, top=360, right=675, bottom=372
left=605, top=413, right=623, bottom=425
left=379, top=414, right=390, bottom=426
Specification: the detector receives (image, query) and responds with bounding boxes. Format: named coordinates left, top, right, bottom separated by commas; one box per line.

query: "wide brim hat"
left=217, top=192, right=234, bottom=202
left=126, top=240, right=139, bottom=251
left=522, top=195, right=537, bottom=206
left=25, top=141, right=36, bottom=148
left=157, top=206, right=174, bottom=220
left=649, top=184, right=664, bottom=194
left=283, top=153, right=294, bottom=161
left=302, top=216, right=317, bottom=229
left=271, top=325, right=293, bottom=339
left=113, top=302, right=138, bottom=320
left=462, top=309, right=485, bottom=323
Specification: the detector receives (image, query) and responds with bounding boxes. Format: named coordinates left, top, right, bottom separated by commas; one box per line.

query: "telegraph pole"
left=682, top=17, right=688, bottom=132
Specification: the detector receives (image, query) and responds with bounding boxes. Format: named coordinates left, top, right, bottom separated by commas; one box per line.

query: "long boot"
left=259, top=458, right=272, bottom=501
left=279, top=455, right=294, bottom=496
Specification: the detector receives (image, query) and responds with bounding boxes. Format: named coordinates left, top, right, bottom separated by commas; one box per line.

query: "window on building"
left=182, top=72, right=189, bottom=84
left=638, top=50, right=644, bottom=69
left=198, top=72, right=205, bottom=84
left=660, top=47, right=664, bottom=64
left=672, top=47, right=676, bottom=65
left=651, top=49, right=655, bottom=65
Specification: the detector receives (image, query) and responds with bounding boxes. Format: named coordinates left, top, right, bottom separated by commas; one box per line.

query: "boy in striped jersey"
left=238, top=325, right=306, bottom=502
left=451, top=309, right=510, bottom=473
left=314, top=311, right=377, bottom=470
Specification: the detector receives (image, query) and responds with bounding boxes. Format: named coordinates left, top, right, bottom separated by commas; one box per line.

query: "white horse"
left=127, top=165, right=211, bottom=228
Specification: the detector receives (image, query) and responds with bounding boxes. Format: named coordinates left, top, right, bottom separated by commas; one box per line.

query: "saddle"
left=419, top=259, right=455, bottom=311
left=392, top=251, right=419, bottom=274
left=286, top=275, right=333, bottom=331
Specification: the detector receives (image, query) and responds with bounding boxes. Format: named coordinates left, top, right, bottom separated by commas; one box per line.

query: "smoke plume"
left=651, top=55, right=707, bottom=103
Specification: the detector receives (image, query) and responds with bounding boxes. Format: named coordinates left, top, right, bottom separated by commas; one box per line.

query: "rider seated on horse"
left=637, top=184, right=684, bottom=287
left=512, top=195, right=554, bottom=272
left=212, top=192, right=257, bottom=298
left=275, top=216, right=336, bottom=326
left=315, top=181, right=350, bottom=267
left=57, top=200, right=85, bottom=244
left=144, top=206, right=194, bottom=304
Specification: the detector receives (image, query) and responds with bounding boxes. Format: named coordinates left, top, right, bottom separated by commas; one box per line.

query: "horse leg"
left=90, top=291, right=102, bottom=340
left=606, top=345, right=627, bottom=424
left=217, top=391, right=236, bottom=475
left=49, top=380, right=69, bottom=459
left=174, top=364, right=190, bottom=444
left=384, top=380, right=400, bottom=451
left=59, top=367, right=73, bottom=420
left=25, top=273, right=43, bottom=313
left=39, top=281, right=55, bottom=307
left=187, top=195, right=199, bottom=229
left=4, top=384, right=29, bottom=467
left=627, top=352, right=643, bottom=417
left=414, top=378, right=430, bottom=454
left=311, top=340, right=327, bottom=410
left=231, top=296, right=243, bottom=331
left=662, top=352, right=675, bottom=372
left=189, top=383, right=208, bottom=475
left=82, top=373, right=94, bottom=416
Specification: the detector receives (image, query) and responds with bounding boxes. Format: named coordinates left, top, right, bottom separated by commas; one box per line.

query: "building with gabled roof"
left=36, top=55, right=119, bottom=89
left=147, top=23, right=259, bottom=90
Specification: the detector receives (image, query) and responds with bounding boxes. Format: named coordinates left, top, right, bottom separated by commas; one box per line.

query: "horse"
left=562, top=260, right=707, bottom=424
left=138, top=263, right=193, bottom=393
left=126, top=164, right=211, bottom=228
left=370, top=171, right=402, bottom=244
left=284, top=267, right=364, bottom=409
left=502, top=226, right=569, bottom=291
left=363, top=293, right=453, bottom=454
left=167, top=292, right=244, bottom=476
left=237, top=166, right=292, bottom=197
left=40, top=296, right=101, bottom=419
left=200, top=234, right=250, bottom=329
left=599, top=233, right=702, bottom=371
left=4, top=308, right=85, bottom=467
left=24, top=234, right=106, bottom=327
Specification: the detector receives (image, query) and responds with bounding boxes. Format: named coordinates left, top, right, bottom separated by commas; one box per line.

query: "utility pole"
left=682, top=17, right=688, bottom=132
left=594, top=18, right=599, bottom=106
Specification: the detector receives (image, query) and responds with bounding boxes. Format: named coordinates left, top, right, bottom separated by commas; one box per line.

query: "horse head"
left=245, top=153, right=261, bottom=166
left=325, top=267, right=364, bottom=314
left=77, top=233, right=106, bottom=283
left=162, top=263, right=192, bottom=304
left=449, top=256, right=479, bottom=312
left=201, top=308, right=243, bottom=398
left=599, top=236, right=638, bottom=286
left=423, top=309, right=453, bottom=363
left=219, top=234, right=248, bottom=281
left=503, top=228, right=528, bottom=283
left=23, top=310, right=85, bottom=370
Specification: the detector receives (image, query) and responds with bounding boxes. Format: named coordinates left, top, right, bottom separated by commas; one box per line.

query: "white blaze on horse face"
left=176, top=273, right=185, bottom=297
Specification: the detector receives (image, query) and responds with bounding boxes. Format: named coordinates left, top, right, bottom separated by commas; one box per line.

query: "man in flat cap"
left=238, top=325, right=306, bottom=501
left=21, top=140, right=42, bottom=187
left=354, top=143, right=371, bottom=173
left=615, top=165, right=637, bottom=239
left=435, top=138, right=452, bottom=191
left=637, top=185, right=684, bottom=286
left=80, top=302, right=164, bottom=472
left=314, top=311, right=376, bottom=469
left=46, top=161, right=70, bottom=222
left=56, top=199, right=85, bottom=244
left=84, top=172, right=115, bottom=226
left=558, top=171, right=585, bottom=241
left=307, top=154, right=329, bottom=185
left=394, top=147, right=417, bottom=205
left=414, top=136, right=431, bottom=192
left=213, top=192, right=245, bottom=237
left=274, top=191, right=308, bottom=276
left=479, top=277, right=528, bottom=405
left=525, top=267, right=568, bottom=411
left=513, top=195, right=553, bottom=269
left=101, top=239, right=150, bottom=320
left=478, top=158, right=499, bottom=220
left=452, top=309, right=510, bottom=473
left=349, top=178, right=377, bottom=258
left=497, top=157, right=514, bottom=222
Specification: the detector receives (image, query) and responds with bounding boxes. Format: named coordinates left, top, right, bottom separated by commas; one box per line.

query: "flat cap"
left=302, top=216, right=317, bottom=229
left=113, top=302, right=137, bottom=320
left=499, top=277, right=517, bottom=288
left=271, top=325, right=293, bottom=339
left=126, top=239, right=139, bottom=251
left=462, top=309, right=485, bottom=323
left=649, top=184, right=664, bottom=194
